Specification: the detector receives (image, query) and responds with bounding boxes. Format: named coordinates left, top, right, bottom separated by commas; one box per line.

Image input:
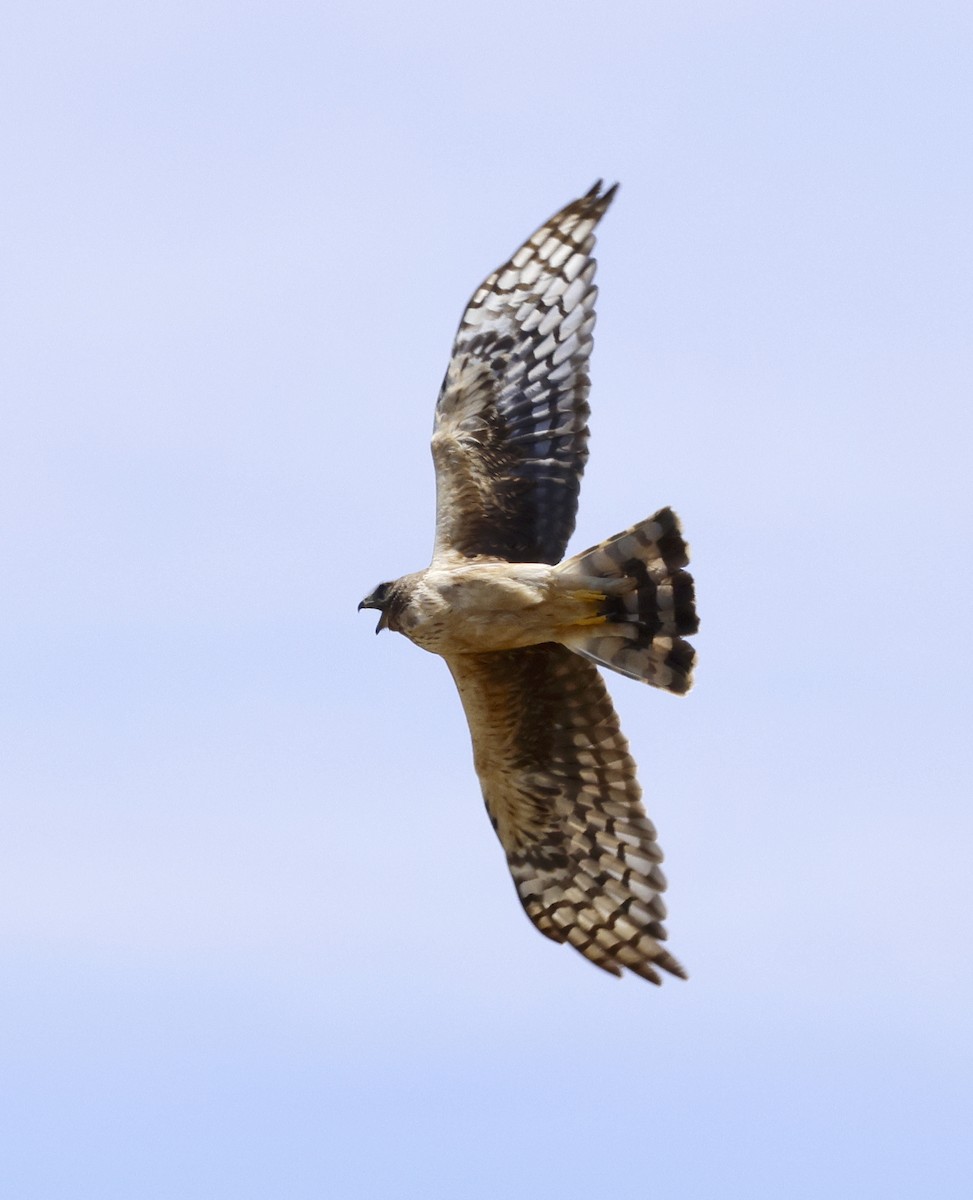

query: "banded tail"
left=557, top=507, right=698, bottom=693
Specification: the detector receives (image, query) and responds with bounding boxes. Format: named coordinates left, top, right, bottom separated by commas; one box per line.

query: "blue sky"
left=2, top=2, right=971, bottom=1196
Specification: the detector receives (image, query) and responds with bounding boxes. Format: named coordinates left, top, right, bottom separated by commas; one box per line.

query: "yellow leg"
left=562, top=588, right=607, bottom=628
left=575, top=612, right=608, bottom=626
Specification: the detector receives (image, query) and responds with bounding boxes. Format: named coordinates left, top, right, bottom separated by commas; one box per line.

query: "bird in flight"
left=360, top=183, right=698, bottom=983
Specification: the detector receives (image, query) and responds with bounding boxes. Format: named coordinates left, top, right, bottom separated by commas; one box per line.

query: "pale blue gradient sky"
left=2, top=2, right=971, bottom=1197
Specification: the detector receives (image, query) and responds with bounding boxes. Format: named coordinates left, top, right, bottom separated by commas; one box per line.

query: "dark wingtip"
left=584, top=179, right=619, bottom=204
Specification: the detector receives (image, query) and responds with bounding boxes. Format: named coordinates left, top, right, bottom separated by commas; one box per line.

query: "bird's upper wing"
left=445, top=643, right=686, bottom=983
left=431, top=183, right=616, bottom=565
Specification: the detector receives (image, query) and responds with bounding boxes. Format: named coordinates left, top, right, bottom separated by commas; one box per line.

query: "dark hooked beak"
left=358, top=595, right=390, bottom=634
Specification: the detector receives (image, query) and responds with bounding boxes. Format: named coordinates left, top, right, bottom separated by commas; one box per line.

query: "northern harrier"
left=360, top=183, right=698, bottom=983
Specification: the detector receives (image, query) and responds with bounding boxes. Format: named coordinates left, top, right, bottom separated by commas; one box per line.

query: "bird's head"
left=358, top=581, right=395, bottom=633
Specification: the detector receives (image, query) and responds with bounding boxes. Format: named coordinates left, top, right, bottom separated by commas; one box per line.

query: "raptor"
left=360, top=183, right=698, bottom=983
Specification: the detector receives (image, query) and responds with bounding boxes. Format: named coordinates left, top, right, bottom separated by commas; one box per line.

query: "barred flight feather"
left=559, top=508, right=698, bottom=692
left=446, top=644, right=687, bottom=984
left=432, top=182, right=616, bottom=565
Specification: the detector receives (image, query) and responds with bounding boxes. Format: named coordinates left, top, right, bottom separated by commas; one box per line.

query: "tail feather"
left=557, top=507, right=698, bottom=693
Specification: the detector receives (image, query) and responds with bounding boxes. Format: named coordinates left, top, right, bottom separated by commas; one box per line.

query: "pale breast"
left=399, top=561, right=558, bottom=654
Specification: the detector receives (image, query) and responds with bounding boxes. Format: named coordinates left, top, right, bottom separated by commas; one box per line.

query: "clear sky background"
left=2, top=2, right=971, bottom=1197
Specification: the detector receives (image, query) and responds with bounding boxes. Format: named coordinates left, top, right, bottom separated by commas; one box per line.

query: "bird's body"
left=379, top=561, right=553, bottom=650
left=378, top=559, right=612, bottom=654
left=360, top=183, right=699, bottom=983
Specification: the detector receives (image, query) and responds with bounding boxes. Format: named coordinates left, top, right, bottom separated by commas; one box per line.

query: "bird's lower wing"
left=445, top=644, right=686, bottom=983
